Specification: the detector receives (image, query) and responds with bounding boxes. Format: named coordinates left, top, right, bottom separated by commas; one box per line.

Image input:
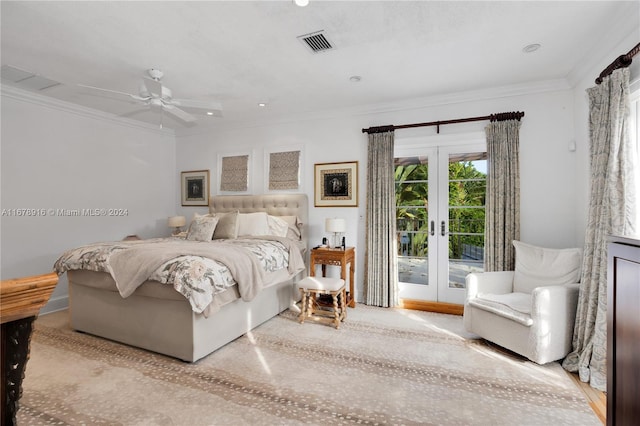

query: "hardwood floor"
left=398, top=299, right=464, bottom=315
left=567, top=372, right=606, bottom=424
left=400, top=301, right=606, bottom=424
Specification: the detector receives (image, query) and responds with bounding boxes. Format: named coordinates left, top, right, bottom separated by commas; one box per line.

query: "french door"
left=395, top=142, right=486, bottom=304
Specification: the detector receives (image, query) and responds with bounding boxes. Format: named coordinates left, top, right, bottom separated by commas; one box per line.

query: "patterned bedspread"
left=54, top=237, right=299, bottom=315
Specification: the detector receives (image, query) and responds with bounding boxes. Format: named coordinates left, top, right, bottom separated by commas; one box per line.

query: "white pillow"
left=267, top=215, right=289, bottom=237
left=237, top=212, right=270, bottom=237
left=280, top=215, right=303, bottom=240
left=513, top=240, right=582, bottom=294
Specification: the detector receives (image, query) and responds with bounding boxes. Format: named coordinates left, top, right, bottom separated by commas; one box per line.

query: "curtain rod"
left=596, top=41, right=640, bottom=84
left=361, top=111, right=525, bottom=134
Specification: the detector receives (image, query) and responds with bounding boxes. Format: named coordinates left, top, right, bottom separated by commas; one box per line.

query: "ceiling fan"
left=79, top=69, right=223, bottom=126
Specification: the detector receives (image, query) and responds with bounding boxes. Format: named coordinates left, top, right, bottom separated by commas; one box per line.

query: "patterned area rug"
left=18, top=306, right=599, bottom=425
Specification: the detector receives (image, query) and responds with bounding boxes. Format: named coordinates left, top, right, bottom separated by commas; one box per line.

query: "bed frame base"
left=69, top=276, right=296, bottom=362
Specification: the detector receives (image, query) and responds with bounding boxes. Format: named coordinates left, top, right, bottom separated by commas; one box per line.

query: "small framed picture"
left=181, top=170, right=210, bottom=206
left=314, top=161, right=358, bottom=207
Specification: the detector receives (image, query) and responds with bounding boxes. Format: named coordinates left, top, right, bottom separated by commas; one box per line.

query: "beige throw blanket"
left=109, top=241, right=266, bottom=301
left=239, top=235, right=306, bottom=276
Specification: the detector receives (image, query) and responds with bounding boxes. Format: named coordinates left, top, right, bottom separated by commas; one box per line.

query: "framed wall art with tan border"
left=314, top=161, right=358, bottom=207
left=181, top=170, right=210, bottom=206
left=264, top=145, right=303, bottom=192
left=217, top=152, right=251, bottom=194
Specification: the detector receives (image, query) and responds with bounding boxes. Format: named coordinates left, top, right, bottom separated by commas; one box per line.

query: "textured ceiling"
left=1, top=1, right=638, bottom=131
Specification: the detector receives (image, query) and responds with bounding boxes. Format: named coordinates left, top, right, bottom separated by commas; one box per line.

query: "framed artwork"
left=314, top=161, right=358, bottom=207
left=217, top=152, right=251, bottom=194
left=265, top=145, right=303, bottom=192
left=181, top=170, right=210, bottom=206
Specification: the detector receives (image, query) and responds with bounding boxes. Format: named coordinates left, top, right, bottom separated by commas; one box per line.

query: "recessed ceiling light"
left=258, top=102, right=267, bottom=107
left=294, top=0, right=309, bottom=7
left=349, top=75, right=362, bottom=82
left=206, top=111, right=214, bottom=116
left=522, top=43, right=541, bottom=53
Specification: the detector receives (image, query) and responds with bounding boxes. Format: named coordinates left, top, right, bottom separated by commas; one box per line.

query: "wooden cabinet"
left=607, top=236, right=640, bottom=426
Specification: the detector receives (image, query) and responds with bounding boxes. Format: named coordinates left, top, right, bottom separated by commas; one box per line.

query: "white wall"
left=176, top=87, right=580, bottom=303
left=0, top=90, right=176, bottom=311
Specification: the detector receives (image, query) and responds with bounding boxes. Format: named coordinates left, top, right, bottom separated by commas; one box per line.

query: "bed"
left=55, top=194, right=308, bottom=362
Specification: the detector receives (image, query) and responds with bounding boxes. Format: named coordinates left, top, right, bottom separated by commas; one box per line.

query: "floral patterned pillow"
left=186, top=216, right=219, bottom=241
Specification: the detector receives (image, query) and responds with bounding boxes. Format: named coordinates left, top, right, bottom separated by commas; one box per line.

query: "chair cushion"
left=512, top=241, right=582, bottom=294
left=298, top=277, right=345, bottom=292
left=468, top=292, right=533, bottom=326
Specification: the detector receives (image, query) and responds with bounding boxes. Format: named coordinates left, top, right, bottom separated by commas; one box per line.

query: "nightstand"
left=310, top=246, right=356, bottom=308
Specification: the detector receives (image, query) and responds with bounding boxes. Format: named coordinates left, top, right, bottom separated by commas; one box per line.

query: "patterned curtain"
left=269, top=151, right=300, bottom=190
left=484, top=119, right=521, bottom=271
left=220, top=155, right=249, bottom=192
left=562, top=68, right=637, bottom=391
left=364, top=130, right=399, bottom=307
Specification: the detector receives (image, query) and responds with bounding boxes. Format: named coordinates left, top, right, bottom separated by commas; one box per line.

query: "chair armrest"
left=530, top=283, right=580, bottom=321
left=465, top=271, right=515, bottom=300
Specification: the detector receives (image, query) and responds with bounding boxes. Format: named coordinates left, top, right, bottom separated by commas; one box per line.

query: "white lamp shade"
left=168, top=215, right=187, bottom=228
left=325, top=218, right=346, bottom=233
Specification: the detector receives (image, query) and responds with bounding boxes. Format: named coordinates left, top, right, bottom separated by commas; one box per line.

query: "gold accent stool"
left=310, top=246, right=356, bottom=308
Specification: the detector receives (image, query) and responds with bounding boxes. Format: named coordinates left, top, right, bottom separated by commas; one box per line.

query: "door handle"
left=441, top=221, right=446, bottom=236
left=430, top=221, right=435, bottom=236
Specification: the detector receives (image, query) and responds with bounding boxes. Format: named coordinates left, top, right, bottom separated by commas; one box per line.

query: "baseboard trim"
left=398, top=299, right=464, bottom=316
left=40, top=295, right=69, bottom=315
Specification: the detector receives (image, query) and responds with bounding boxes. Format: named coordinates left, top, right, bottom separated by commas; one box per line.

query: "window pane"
left=396, top=158, right=429, bottom=286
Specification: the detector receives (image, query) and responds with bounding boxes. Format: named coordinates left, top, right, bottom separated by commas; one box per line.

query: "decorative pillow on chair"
left=186, top=216, right=219, bottom=241
left=212, top=211, right=239, bottom=239
left=512, top=240, right=582, bottom=294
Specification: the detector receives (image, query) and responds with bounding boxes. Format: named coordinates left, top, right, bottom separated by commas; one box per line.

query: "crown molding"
left=349, top=79, right=571, bottom=117
left=1, top=84, right=175, bottom=136
left=175, top=78, right=571, bottom=138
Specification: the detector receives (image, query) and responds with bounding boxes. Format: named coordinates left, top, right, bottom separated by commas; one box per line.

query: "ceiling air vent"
left=1, top=64, right=61, bottom=91
left=297, top=30, right=333, bottom=53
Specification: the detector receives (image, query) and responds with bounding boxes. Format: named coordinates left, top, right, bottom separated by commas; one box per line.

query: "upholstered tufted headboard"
left=209, top=193, right=309, bottom=249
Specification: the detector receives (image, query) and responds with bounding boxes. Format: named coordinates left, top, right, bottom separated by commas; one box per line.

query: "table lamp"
left=325, top=218, right=346, bottom=249
left=168, top=215, right=187, bottom=235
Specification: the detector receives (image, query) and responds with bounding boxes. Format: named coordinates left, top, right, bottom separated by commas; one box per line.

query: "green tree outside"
left=395, top=159, right=486, bottom=261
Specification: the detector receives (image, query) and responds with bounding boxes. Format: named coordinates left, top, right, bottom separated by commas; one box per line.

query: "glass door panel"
left=396, top=142, right=486, bottom=304
left=437, top=148, right=487, bottom=304
left=395, top=151, right=437, bottom=301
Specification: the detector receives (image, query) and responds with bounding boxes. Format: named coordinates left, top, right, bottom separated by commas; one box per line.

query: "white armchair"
left=463, top=241, right=582, bottom=364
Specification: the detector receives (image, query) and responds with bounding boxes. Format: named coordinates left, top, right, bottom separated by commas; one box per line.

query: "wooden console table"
left=310, top=247, right=356, bottom=308
left=1, top=272, right=58, bottom=426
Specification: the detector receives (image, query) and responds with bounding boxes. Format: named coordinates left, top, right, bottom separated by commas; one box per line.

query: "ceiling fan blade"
left=163, top=104, right=197, bottom=123
left=143, top=77, right=163, bottom=98
left=78, top=84, right=147, bottom=101
left=171, top=98, right=223, bottom=117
